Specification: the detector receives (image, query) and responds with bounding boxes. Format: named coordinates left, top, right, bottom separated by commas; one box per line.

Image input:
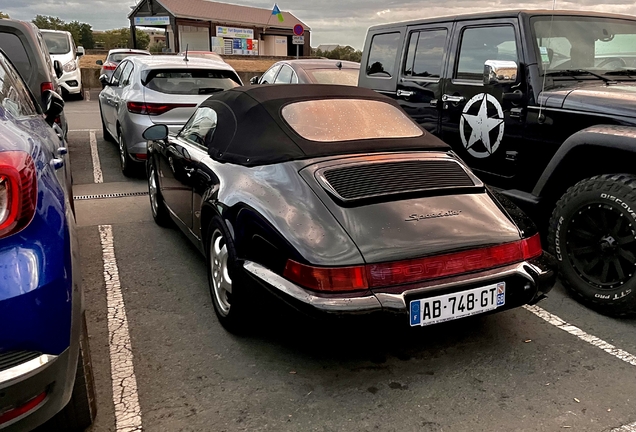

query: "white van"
left=41, top=29, right=84, bottom=99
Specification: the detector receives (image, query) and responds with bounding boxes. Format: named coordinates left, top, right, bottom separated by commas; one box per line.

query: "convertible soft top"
left=200, top=84, right=449, bottom=166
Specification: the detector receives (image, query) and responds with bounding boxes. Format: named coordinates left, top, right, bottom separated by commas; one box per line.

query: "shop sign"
left=134, top=16, right=170, bottom=26
left=216, top=26, right=254, bottom=39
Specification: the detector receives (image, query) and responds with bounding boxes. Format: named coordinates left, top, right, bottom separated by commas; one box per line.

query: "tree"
left=0, top=12, right=9, bottom=19
left=99, top=28, right=149, bottom=50
left=314, top=45, right=362, bottom=63
left=148, top=41, right=165, bottom=53
left=32, top=15, right=94, bottom=49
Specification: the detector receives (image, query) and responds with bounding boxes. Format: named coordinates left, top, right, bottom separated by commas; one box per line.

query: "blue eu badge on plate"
left=496, top=282, right=506, bottom=306
left=410, top=301, right=420, bottom=326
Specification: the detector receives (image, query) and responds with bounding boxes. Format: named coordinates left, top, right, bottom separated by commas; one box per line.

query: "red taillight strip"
left=0, top=151, right=37, bottom=239
left=0, top=391, right=46, bottom=425
left=283, top=234, right=543, bottom=293
left=127, top=102, right=196, bottom=116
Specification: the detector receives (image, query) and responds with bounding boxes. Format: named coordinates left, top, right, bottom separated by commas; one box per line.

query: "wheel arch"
left=533, top=125, right=636, bottom=209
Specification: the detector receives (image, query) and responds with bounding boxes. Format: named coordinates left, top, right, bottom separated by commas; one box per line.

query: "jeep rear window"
left=143, top=69, right=241, bottom=95
left=0, top=32, right=32, bottom=81
left=404, top=29, right=447, bottom=78
left=281, top=99, right=423, bottom=142
left=366, top=32, right=400, bottom=78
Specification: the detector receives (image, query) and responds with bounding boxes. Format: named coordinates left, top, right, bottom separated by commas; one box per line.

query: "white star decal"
left=459, top=93, right=505, bottom=159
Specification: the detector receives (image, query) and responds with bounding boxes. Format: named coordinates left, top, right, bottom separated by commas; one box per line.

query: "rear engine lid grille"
left=318, top=159, right=478, bottom=202
left=0, top=350, right=42, bottom=372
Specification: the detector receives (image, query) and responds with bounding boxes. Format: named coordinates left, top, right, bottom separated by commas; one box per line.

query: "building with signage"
left=129, top=0, right=310, bottom=56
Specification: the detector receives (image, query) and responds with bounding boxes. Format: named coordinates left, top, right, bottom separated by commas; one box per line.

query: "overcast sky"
left=2, top=0, right=636, bottom=49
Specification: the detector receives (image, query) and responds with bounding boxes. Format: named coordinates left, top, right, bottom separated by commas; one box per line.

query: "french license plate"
left=410, top=282, right=505, bottom=327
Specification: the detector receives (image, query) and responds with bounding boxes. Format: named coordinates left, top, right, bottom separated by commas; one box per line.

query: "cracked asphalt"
left=43, top=92, right=636, bottom=432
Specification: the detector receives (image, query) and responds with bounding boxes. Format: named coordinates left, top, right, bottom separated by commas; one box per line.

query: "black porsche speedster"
left=142, top=85, right=556, bottom=332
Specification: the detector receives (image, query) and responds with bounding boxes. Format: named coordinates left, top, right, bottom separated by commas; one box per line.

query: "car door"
left=100, top=61, right=125, bottom=135
left=111, top=61, right=133, bottom=128
left=158, top=107, right=217, bottom=230
left=440, top=20, right=527, bottom=184
left=396, top=24, right=451, bottom=134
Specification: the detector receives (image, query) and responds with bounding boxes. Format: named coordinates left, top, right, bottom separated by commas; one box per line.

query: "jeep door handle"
left=397, top=89, right=414, bottom=98
left=442, top=94, right=466, bottom=103
left=184, top=167, right=196, bottom=177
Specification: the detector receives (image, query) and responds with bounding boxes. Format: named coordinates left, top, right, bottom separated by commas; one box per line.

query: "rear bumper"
left=0, top=348, right=76, bottom=431
left=243, top=253, right=557, bottom=317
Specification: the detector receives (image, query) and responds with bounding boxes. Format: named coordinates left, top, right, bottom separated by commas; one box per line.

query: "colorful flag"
left=272, top=4, right=284, bottom=22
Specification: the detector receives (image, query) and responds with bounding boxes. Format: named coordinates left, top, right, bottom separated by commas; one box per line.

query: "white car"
left=41, top=29, right=84, bottom=99
left=98, top=55, right=243, bottom=176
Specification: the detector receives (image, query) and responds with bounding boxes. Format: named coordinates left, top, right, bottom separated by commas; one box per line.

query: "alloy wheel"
left=118, top=134, right=126, bottom=168
left=566, top=203, right=636, bottom=289
left=210, top=229, right=232, bottom=316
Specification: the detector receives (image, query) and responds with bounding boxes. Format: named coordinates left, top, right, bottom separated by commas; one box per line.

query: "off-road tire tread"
left=548, top=173, right=636, bottom=316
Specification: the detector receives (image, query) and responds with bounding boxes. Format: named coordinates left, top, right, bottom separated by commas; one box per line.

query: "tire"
left=118, top=129, right=136, bottom=177
left=548, top=174, right=636, bottom=316
left=43, top=313, right=97, bottom=431
left=206, top=216, right=250, bottom=333
left=100, top=107, right=114, bottom=142
left=148, top=160, right=172, bottom=227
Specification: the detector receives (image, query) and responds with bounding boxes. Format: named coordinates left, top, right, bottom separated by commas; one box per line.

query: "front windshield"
left=42, top=32, right=71, bottom=55
left=532, top=16, right=636, bottom=74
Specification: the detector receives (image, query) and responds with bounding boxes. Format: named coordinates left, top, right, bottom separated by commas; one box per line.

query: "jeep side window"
left=366, top=32, right=400, bottom=77
left=456, top=26, right=518, bottom=81
left=403, top=29, right=447, bottom=78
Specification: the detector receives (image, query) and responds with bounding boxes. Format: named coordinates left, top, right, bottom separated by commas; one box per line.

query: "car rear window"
left=305, top=68, right=359, bottom=86
left=281, top=99, right=423, bottom=142
left=0, top=32, right=32, bottom=81
left=42, top=32, right=70, bottom=55
left=110, top=52, right=150, bottom=63
left=143, top=69, right=240, bottom=95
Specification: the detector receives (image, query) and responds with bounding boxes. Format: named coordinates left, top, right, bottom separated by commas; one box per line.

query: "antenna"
left=184, top=44, right=189, bottom=62
left=538, top=0, right=557, bottom=122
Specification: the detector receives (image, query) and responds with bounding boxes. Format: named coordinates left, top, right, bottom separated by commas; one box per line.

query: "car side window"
left=275, top=65, right=293, bottom=83
left=366, top=32, right=401, bottom=77
left=260, top=64, right=281, bottom=84
left=111, top=62, right=125, bottom=85
left=290, top=70, right=298, bottom=84
left=456, top=25, right=518, bottom=81
left=0, top=56, right=38, bottom=118
left=120, top=62, right=134, bottom=87
left=403, top=29, right=447, bottom=79
left=0, top=32, right=32, bottom=83
left=179, top=107, right=217, bottom=149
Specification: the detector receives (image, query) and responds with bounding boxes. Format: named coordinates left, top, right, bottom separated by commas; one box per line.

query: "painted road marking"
left=85, top=90, right=91, bottom=101
left=524, top=305, right=636, bottom=366
left=99, top=225, right=143, bottom=432
left=69, top=129, right=99, bottom=132
left=613, top=422, right=636, bottom=431
left=89, top=131, right=103, bottom=184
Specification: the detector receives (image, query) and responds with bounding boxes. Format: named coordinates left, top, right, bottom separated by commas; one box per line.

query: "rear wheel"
left=548, top=174, right=636, bottom=316
left=148, top=161, right=172, bottom=227
left=42, top=313, right=96, bottom=431
left=207, top=217, right=249, bottom=333
left=118, top=129, right=135, bottom=177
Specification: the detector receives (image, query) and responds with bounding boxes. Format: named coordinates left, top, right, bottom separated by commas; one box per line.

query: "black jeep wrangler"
left=359, top=10, right=636, bottom=315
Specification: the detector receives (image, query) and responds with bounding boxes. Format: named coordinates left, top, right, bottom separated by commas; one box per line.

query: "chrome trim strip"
left=376, top=262, right=537, bottom=310
left=243, top=261, right=382, bottom=312
left=0, top=354, right=57, bottom=384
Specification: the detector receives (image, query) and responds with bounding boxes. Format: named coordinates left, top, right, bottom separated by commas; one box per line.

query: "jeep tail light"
left=283, top=234, right=542, bottom=292
left=0, top=151, right=38, bottom=239
left=283, top=260, right=368, bottom=292
left=127, top=102, right=196, bottom=116
left=41, top=82, right=54, bottom=94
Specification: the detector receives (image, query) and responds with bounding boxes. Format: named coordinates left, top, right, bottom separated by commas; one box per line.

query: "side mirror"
left=483, top=60, right=518, bottom=86
left=96, top=59, right=103, bottom=66
left=76, top=46, right=85, bottom=57
left=53, top=60, right=63, bottom=79
left=249, top=76, right=260, bottom=85
left=142, top=124, right=169, bottom=141
left=43, top=90, right=65, bottom=126
left=99, top=74, right=111, bottom=86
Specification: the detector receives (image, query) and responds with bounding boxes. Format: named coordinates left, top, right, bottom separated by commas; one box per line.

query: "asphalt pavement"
left=43, top=91, right=636, bottom=432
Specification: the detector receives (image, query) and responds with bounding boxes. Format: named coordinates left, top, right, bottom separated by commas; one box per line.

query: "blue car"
left=0, top=51, right=95, bottom=430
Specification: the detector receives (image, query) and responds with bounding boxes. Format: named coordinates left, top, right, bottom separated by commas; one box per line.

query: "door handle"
left=442, top=94, right=466, bottom=103
left=429, top=99, right=439, bottom=108
left=397, top=89, right=414, bottom=98
left=184, top=167, right=196, bottom=177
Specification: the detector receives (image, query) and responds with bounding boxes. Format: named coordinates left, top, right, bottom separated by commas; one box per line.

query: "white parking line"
left=89, top=131, right=103, bottom=184
left=69, top=129, right=98, bottom=132
left=85, top=90, right=91, bottom=101
left=612, top=422, right=636, bottom=432
left=99, top=225, right=143, bottom=432
left=524, top=305, right=636, bottom=367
